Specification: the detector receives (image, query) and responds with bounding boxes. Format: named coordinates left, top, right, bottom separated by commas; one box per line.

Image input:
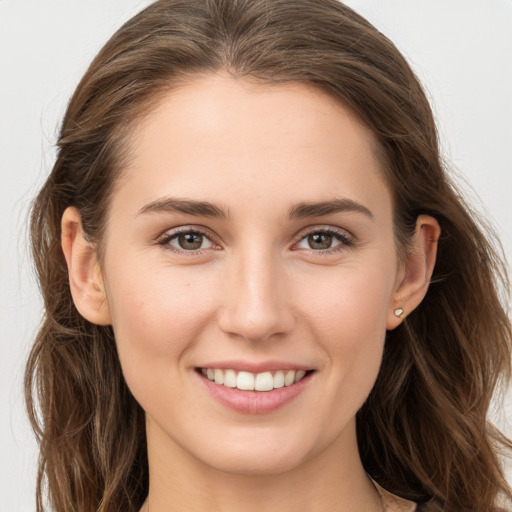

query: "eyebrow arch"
left=289, top=198, right=374, bottom=220
left=138, top=197, right=227, bottom=218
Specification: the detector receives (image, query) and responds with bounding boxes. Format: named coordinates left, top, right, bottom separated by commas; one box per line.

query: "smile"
left=200, top=368, right=308, bottom=391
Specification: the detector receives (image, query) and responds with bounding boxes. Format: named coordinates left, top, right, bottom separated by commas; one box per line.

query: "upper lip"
left=196, top=360, right=313, bottom=373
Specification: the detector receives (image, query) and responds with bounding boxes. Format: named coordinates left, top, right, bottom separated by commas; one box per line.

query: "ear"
left=386, top=215, right=440, bottom=330
left=61, top=206, right=111, bottom=326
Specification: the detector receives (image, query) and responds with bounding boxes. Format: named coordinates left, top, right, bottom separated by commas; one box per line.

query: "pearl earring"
left=394, top=308, right=404, bottom=317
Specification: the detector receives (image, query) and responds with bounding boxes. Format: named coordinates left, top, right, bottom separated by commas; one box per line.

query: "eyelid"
left=291, top=225, right=354, bottom=252
left=156, top=225, right=222, bottom=252
left=155, top=224, right=354, bottom=255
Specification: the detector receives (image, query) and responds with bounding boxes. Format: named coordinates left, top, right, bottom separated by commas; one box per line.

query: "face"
left=100, top=74, right=403, bottom=475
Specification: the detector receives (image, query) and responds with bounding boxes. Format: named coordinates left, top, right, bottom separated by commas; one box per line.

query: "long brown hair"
left=26, top=1, right=512, bottom=510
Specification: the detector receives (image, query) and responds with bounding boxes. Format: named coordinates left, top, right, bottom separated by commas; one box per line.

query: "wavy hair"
left=26, top=1, right=512, bottom=510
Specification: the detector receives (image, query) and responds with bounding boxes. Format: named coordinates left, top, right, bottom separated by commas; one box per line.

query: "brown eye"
left=165, top=231, right=214, bottom=251
left=296, top=229, right=350, bottom=252
left=178, top=233, right=203, bottom=250
left=307, top=233, right=333, bottom=250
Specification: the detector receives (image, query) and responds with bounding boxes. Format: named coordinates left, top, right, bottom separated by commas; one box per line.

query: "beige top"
left=373, top=481, right=417, bottom=512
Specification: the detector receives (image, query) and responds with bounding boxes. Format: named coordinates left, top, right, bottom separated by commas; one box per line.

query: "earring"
left=394, top=308, right=404, bottom=317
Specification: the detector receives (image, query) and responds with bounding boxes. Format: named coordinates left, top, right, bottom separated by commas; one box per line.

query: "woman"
left=25, top=0, right=512, bottom=511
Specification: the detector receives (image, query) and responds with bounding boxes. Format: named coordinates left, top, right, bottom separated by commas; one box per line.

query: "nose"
left=217, top=248, right=295, bottom=343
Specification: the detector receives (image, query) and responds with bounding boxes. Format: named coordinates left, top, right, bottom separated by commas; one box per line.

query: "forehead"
left=114, top=73, right=391, bottom=219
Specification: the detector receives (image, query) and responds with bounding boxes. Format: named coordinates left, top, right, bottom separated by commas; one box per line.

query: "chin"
left=184, top=421, right=341, bottom=478
left=200, top=444, right=309, bottom=477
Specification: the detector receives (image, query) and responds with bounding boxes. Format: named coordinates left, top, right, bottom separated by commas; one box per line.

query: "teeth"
left=294, top=370, right=306, bottom=383
left=284, top=370, right=295, bottom=387
left=274, top=370, right=285, bottom=388
left=237, top=371, right=255, bottom=390
left=254, top=371, right=274, bottom=391
left=224, top=369, right=237, bottom=388
left=202, top=368, right=308, bottom=391
left=214, top=369, right=224, bottom=385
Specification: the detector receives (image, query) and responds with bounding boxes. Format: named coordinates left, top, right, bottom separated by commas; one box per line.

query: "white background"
left=1, top=1, right=511, bottom=510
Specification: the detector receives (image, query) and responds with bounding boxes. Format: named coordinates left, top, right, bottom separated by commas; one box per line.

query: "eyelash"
left=293, top=227, right=354, bottom=254
left=157, top=226, right=354, bottom=255
left=157, top=227, right=219, bottom=255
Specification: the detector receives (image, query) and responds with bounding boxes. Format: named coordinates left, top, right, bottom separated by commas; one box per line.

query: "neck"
left=144, top=419, right=382, bottom=512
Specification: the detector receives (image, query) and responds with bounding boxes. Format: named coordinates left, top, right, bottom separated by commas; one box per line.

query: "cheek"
left=104, top=262, right=217, bottom=398
left=295, top=260, right=395, bottom=393
left=298, top=258, right=394, bottom=340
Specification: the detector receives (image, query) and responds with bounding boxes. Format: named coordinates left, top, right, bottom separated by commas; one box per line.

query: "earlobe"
left=61, top=207, right=111, bottom=326
left=386, top=215, right=441, bottom=330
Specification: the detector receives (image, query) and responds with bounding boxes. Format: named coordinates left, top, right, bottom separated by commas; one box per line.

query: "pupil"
left=309, top=233, right=332, bottom=250
left=179, top=233, right=203, bottom=250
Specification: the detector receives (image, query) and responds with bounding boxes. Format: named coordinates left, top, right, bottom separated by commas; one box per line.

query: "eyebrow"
left=138, top=197, right=228, bottom=218
left=137, top=196, right=373, bottom=221
left=289, top=198, right=374, bottom=220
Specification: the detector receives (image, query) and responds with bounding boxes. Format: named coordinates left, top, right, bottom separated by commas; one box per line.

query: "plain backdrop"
left=1, top=1, right=511, bottom=510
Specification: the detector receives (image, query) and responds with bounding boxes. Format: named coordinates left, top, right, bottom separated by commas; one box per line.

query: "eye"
left=159, top=229, right=216, bottom=252
left=296, top=228, right=352, bottom=252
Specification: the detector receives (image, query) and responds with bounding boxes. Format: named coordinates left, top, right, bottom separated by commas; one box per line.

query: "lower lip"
left=197, top=371, right=313, bottom=414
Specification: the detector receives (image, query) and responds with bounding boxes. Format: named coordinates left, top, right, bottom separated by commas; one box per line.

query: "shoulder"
left=373, top=481, right=417, bottom=512
left=380, top=492, right=417, bottom=512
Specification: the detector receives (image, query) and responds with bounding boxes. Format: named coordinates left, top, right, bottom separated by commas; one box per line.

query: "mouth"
left=198, top=367, right=313, bottom=392
left=195, top=361, right=316, bottom=413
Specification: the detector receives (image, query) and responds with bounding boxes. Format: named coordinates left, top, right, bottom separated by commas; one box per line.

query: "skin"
left=62, top=74, right=440, bottom=511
